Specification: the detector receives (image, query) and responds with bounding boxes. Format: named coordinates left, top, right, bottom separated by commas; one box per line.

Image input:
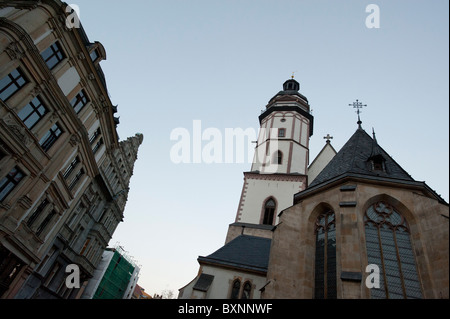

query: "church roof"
left=309, top=127, right=414, bottom=187
left=197, top=235, right=271, bottom=274
left=192, top=273, right=215, bottom=292
left=300, top=126, right=447, bottom=204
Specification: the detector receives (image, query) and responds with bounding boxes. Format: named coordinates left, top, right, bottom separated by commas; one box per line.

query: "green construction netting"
left=93, top=251, right=135, bottom=299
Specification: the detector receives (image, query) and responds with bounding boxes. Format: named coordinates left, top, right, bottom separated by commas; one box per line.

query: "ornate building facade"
left=179, top=78, right=449, bottom=299
left=0, top=1, right=142, bottom=298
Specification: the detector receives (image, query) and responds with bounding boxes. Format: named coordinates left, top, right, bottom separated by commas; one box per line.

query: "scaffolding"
left=93, top=245, right=137, bottom=299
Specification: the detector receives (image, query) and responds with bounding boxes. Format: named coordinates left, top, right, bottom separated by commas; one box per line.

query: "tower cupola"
left=260, top=78, right=314, bottom=136
left=283, top=78, right=300, bottom=92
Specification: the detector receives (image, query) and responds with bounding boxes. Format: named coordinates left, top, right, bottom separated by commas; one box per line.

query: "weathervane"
left=349, top=99, right=367, bottom=128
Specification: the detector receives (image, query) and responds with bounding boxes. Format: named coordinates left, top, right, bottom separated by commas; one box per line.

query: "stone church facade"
left=179, top=78, right=449, bottom=299
left=263, top=127, right=448, bottom=299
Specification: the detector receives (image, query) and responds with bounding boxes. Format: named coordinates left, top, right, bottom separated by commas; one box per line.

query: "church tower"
left=226, top=78, right=314, bottom=242
left=179, top=78, right=317, bottom=299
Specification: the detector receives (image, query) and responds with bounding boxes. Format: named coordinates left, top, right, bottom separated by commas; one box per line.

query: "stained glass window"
left=314, top=210, right=336, bottom=299
left=364, top=201, right=422, bottom=299
left=242, top=282, right=252, bottom=299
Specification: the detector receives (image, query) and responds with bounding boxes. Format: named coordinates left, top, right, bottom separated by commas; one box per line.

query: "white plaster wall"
left=262, top=141, right=291, bottom=174
left=252, top=112, right=308, bottom=175
left=300, top=119, right=309, bottom=147
left=238, top=178, right=304, bottom=224
left=308, top=143, right=337, bottom=184
left=291, top=146, right=308, bottom=175
left=181, top=266, right=265, bottom=299
left=204, top=265, right=266, bottom=299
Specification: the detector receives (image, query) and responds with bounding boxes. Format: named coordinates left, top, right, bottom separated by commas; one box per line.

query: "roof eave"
left=295, top=173, right=448, bottom=205
left=197, top=257, right=267, bottom=276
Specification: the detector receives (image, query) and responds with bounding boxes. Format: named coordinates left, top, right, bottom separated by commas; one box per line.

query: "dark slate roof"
left=193, top=273, right=215, bottom=292
left=298, top=127, right=448, bottom=205
left=309, top=127, right=414, bottom=188
left=198, top=235, right=271, bottom=273
left=267, top=78, right=309, bottom=103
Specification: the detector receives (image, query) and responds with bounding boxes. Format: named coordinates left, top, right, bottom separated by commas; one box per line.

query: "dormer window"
left=373, top=161, right=383, bottom=171
left=90, top=49, right=99, bottom=62
left=369, top=154, right=386, bottom=172
left=87, top=41, right=106, bottom=65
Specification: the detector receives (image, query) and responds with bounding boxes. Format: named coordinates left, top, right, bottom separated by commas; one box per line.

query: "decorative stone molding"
left=17, top=195, right=33, bottom=210
left=2, top=114, right=33, bottom=148
left=5, top=41, right=25, bottom=60
left=244, top=172, right=306, bottom=183
left=69, top=134, right=80, bottom=147
left=30, top=86, right=42, bottom=98
left=50, top=112, right=59, bottom=124
left=47, top=16, right=64, bottom=39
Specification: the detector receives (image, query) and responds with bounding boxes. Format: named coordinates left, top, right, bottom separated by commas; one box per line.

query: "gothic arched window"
left=262, top=199, right=276, bottom=225
left=230, top=279, right=240, bottom=299
left=364, top=201, right=422, bottom=299
left=242, top=281, right=252, bottom=299
left=314, top=210, right=337, bottom=299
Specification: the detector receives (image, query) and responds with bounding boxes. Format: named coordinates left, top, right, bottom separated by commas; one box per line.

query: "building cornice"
left=259, top=105, right=314, bottom=136
left=197, top=257, right=267, bottom=276
left=244, top=171, right=307, bottom=183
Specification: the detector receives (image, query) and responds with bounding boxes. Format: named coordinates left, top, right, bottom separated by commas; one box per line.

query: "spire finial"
left=372, top=127, right=377, bottom=142
left=349, top=99, right=367, bottom=129
left=291, top=72, right=295, bottom=79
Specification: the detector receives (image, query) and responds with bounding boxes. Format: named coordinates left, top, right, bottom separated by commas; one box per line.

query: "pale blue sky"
left=72, top=0, right=449, bottom=295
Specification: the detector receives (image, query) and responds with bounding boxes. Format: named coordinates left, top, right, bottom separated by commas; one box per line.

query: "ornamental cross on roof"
left=349, top=99, right=367, bottom=128
left=324, top=134, right=333, bottom=143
